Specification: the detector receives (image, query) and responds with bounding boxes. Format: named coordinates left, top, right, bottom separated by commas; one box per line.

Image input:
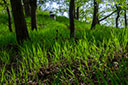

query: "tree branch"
left=99, top=10, right=117, bottom=22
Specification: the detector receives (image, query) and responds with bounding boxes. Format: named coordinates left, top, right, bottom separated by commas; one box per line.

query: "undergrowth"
left=0, top=11, right=128, bottom=84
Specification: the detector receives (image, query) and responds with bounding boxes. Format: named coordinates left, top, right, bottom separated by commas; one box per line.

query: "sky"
left=40, top=1, right=128, bottom=28
left=42, top=2, right=68, bottom=17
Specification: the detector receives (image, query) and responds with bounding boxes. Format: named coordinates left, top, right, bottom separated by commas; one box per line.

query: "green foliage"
left=0, top=11, right=128, bottom=84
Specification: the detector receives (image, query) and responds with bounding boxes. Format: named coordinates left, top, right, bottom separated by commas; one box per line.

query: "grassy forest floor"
left=0, top=11, right=128, bottom=84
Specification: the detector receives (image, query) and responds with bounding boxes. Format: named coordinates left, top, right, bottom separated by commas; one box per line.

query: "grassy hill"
left=0, top=11, right=128, bottom=84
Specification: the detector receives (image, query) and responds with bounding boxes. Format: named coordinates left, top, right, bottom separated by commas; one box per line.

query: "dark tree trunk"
left=73, top=2, right=76, bottom=19
left=76, top=7, right=79, bottom=20
left=3, top=0, right=12, bottom=32
left=23, top=0, right=31, bottom=17
left=116, top=5, right=121, bottom=28
left=30, top=0, right=37, bottom=30
left=124, top=9, right=127, bottom=28
left=69, top=0, right=75, bottom=38
left=10, top=0, right=29, bottom=44
left=91, top=0, right=99, bottom=29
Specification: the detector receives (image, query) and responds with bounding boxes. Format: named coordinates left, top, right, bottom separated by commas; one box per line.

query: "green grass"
left=0, top=11, right=128, bottom=84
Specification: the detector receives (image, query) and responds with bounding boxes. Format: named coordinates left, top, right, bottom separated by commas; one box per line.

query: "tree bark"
left=3, top=0, right=12, bottom=32
left=10, top=0, right=29, bottom=44
left=76, top=7, right=79, bottom=20
left=91, top=0, right=99, bottom=29
left=124, top=9, right=127, bottom=28
left=23, top=0, right=31, bottom=17
left=30, top=0, right=37, bottom=30
left=69, top=0, right=75, bottom=38
left=116, top=5, right=121, bottom=28
left=73, top=2, right=76, bottom=19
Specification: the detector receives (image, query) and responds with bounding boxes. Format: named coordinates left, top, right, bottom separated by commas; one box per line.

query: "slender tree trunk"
left=23, top=0, right=31, bottom=17
left=76, top=7, right=79, bottom=20
left=3, top=0, right=12, bottom=32
left=10, top=0, right=29, bottom=44
left=91, top=0, right=99, bottom=30
left=124, top=9, right=127, bottom=28
left=116, top=5, right=121, bottom=28
left=69, top=0, right=75, bottom=38
left=30, top=0, right=37, bottom=30
left=6, top=7, right=12, bottom=32
left=73, top=2, right=76, bottom=19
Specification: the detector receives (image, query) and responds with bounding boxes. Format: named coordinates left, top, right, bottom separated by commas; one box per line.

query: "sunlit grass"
left=0, top=11, right=128, bottom=84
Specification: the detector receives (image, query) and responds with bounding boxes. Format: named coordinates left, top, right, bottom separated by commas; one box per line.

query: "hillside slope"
left=0, top=11, right=128, bottom=84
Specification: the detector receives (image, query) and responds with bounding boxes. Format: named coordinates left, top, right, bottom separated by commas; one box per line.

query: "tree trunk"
left=73, top=2, right=76, bottom=19
left=124, top=9, right=127, bottom=28
left=30, top=0, right=37, bottom=30
left=91, top=0, right=99, bottom=29
left=3, top=0, right=12, bottom=32
left=116, top=5, right=121, bottom=28
left=76, top=7, right=79, bottom=20
left=69, top=0, right=75, bottom=38
left=23, top=0, right=31, bottom=17
left=10, top=0, right=29, bottom=44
